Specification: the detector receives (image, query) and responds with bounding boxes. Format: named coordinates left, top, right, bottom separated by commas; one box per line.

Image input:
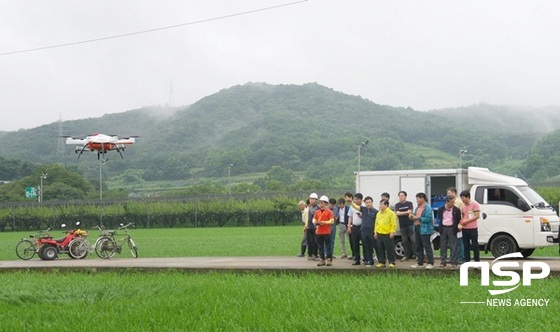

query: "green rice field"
left=0, top=226, right=559, bottom=330
left=1, top=225, right=559, bottom=260
left=0, top=271, right=558, bottom=331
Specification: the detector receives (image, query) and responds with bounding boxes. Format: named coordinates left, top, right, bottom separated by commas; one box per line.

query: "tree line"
left=0, top=195, right=311, bottom=232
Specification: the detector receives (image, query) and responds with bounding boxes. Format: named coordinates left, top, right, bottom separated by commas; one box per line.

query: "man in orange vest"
left=313, top=195, right=335, bottom=266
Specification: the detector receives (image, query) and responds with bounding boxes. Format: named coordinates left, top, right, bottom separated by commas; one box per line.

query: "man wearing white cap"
left=305, top=193, right=320, bottom=260
left=313, top=195, right=335, bottom=266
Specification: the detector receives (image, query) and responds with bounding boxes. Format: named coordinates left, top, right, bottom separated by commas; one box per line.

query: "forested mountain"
left=0, top=156, right=34, bottom=181
left=0, top=83, right=555, bottom=187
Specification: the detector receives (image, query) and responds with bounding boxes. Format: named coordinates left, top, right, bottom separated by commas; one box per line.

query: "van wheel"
left=520, top=249, right=535, bottom=258
left=490, top=234, right=518, bottom=258
left=394, top=238, right=404, bottom=259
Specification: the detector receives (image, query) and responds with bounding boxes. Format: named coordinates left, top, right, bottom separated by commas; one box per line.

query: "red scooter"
left=36, top=223, right=89, bottom=260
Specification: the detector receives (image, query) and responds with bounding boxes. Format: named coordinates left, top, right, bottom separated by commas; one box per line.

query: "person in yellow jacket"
left=374, top=199, right=398, bottom=268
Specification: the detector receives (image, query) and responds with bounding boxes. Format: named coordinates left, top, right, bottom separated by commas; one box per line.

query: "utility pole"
left=56, top=113, right=66, bottom=156
left=357, top=140, right=369, bottom=192
left=99, top=160, right=105, bottom=223
left=39, top=173, right=47, bottom=203
left=459, top=149, right=468, bottom=169
left=227, top=164, right=234, bottom=195
left=169, top=80, right=175, bottom=107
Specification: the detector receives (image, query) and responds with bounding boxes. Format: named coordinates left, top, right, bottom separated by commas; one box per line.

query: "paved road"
left=2, top=256, right=559, bottom=274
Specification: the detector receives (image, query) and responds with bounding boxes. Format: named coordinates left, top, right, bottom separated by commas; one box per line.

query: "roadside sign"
left=25, top=187, right=38, bottom=199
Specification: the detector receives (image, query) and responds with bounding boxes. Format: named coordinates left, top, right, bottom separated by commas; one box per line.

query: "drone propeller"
left=65, top=135, right=87, bottom=141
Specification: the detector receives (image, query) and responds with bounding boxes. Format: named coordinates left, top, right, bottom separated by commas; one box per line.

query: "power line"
left=0, top=0, right=308, bottom=57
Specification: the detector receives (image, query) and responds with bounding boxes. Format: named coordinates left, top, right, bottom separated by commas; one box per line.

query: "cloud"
left=1, top=0, right=560, bottom=131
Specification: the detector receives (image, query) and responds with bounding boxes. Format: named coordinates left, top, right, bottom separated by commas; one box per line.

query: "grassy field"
left=3, top=226, right=303, bottom=260
left=0, top=271, right=557, bottom=331
left=1, top=226, right=559, bottom=330
left=1, top=225, right=559, bottom=261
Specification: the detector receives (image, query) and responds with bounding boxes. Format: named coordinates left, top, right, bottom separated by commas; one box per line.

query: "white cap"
left=309, top=193, right=318, bottom=199
left=319, top=195, right=329, bottom=202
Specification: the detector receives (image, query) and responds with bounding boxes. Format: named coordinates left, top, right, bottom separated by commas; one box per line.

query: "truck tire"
left=520, top=248, right=535, bottom=258
left=490, top=234, right=518, bottom=258
left=394, top=238, right=404, bottom=259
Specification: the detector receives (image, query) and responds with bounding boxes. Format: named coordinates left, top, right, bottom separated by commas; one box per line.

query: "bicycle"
left=15, top=227, right=53, bottom=260
left=67, top=225, right=112, bottom=259
left=94, top=223, right=138, bottom=259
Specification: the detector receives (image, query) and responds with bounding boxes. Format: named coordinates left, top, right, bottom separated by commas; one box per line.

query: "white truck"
left=356, top=167, right=560, bottom=258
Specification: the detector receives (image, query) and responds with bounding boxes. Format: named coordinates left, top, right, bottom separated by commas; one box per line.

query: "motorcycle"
left=36, top=222, right=89, bottom=260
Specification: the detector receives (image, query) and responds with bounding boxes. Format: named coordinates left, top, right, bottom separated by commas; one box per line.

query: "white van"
left=356, top=167, right=560, bottom=258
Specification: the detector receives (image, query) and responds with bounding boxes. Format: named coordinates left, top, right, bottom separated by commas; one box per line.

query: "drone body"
left=65, top=133, right=137, bottom=160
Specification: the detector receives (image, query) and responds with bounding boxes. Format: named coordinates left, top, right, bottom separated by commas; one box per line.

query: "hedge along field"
left=0, top=226, right=558, bottom=261
left=0, top=196, right=306, bottom=231
left=0, top=271, right=558, bottom=331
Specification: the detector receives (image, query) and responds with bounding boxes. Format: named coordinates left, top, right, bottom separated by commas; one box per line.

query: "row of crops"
left=0, top=195, right=307, bottom=231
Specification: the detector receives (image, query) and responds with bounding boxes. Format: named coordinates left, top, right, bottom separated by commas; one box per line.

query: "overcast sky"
left=1, top=0, right=559, bottom=131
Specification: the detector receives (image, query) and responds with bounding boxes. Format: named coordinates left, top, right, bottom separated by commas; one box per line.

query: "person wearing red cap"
left=313, top=195, right=335, bottom=266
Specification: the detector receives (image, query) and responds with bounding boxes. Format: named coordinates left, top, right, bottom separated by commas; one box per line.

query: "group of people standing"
left=297, top=187, right=481, bottom=269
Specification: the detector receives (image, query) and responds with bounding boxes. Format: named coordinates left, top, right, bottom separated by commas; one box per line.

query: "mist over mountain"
left=429, top=103, right=560, bottom=133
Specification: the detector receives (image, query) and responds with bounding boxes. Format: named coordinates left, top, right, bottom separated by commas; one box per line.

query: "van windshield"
left=518, top=186, right=551, bottom=208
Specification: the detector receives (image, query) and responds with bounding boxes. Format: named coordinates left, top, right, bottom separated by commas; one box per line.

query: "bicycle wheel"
left=95, top=237, right=117, bottom=259
left=16, top=239, right=36, bottom=260
left=128, top=238, right=138, bottom=258
left=68, top=238, right=89, bottom=259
